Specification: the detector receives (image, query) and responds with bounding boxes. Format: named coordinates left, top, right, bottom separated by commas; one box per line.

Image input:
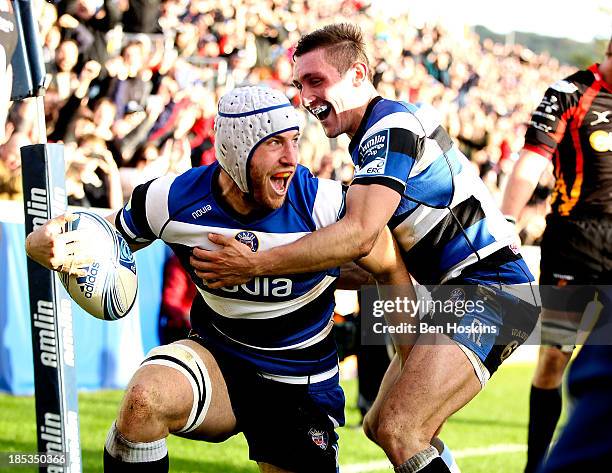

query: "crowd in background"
left=0, top=0, right=576, bottom=242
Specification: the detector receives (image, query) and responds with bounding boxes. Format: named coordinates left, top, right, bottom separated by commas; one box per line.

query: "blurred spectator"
left=61, top=0, right=121, bottom=70
left=1, top=0, right=577, bottom=220
left=122, top=0, right=161, bottom=33
left=315, top=153, right=336, bottom=180
left=65, top=134, right=122, bottom=209
left=108, top=39, right=152, bottom=119
left=0, top=132, right=29, bottom=201
left=119, top=139, right=170, bottom=200
left=51, top=40, right=80, bottom=101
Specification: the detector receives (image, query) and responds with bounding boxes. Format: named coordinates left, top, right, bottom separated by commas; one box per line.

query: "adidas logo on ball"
left=76, top=263, right=100, bottom=299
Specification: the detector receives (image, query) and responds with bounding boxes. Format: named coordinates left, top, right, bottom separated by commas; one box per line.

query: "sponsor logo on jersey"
left=500, top=340, right=519, bottom=362
left=550, top=79, right=578, bottom=94
left=529, top=120, right=553, bottom=133
left=590, top=110, right=611, bottom=126
left=499, top=340, right=519, bottom=361
left=357, top=130, right=389, bottom=176
left=308, top=428, right=329, bottom=450
left=235, top=230, right=259, bottom=252
left=192, top=204, right=212, bottom=219
left=589, top=130, right=612, bottom=152
left=220, top=277, right=293, bottom=297
left=553, top=272, right=574, bottom=287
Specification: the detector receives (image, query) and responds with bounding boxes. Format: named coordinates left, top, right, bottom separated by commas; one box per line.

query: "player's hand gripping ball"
left=59, top=211, right=138, bottom=320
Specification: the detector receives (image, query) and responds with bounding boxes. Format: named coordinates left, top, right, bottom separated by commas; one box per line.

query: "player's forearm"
left=253, top=216, right=378, bottom=276
left=251, top=184, right=400, bottom=276
left=501, top=150, right=550, bottom=218
left=356, top=226, right=412, bottom=286
left=337, top=262, right=376, bottom=290
left=501, top=174, right=537, bottom=219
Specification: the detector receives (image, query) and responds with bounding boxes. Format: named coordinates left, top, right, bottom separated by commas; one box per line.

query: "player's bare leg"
left=532, top=345, right=572, bottom=389
left=104, top=339, right=237, bottom=472
left=364, top=345, right=461, bottom=471
left=363, top=353, right=400, bottom=442
left=370, top=333, right=481, bottom=472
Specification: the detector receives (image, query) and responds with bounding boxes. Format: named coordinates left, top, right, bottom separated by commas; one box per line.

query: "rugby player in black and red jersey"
left=502, top=37, right=612, bottom=473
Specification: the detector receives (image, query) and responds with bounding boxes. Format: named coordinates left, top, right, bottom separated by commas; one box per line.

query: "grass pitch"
left=0, top=363, right=556, bottom=472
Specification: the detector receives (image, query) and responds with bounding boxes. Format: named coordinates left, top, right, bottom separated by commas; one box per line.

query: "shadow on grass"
left=0, top=437, right=37, bottom=452
left=83, top=447, right=259, bottom=473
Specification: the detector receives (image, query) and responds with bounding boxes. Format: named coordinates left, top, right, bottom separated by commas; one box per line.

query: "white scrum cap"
left=214, top=86, right=300, bottom=193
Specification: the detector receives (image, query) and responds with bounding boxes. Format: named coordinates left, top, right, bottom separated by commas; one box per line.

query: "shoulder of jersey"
left=549, top=69, right=593, bottom=94
left=166, top=164, right=216, bottom=203
left=371, top=98, right=411, bottom=120
left=172, top=163, right=215, bottom=189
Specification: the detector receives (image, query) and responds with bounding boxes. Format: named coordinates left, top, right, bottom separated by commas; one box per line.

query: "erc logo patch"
left=235, top=230, right=259, bottom=252
left=357, top=130, right=389, bottom=175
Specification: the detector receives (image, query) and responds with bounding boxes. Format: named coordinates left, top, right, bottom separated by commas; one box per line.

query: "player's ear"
left=351, top=62, right=368, bottom=86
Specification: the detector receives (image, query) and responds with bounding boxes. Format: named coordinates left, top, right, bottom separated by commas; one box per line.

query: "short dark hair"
left=293, top=23, right=372, bottom=80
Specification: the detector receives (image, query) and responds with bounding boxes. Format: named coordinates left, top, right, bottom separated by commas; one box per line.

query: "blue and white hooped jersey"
left=350, top=97, right=535, bottom=293
left=116, top=162, right=345, bottom=383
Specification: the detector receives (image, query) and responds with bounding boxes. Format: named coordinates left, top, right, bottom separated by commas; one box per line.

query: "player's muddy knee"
left=118, top=382, right=166, bottom=434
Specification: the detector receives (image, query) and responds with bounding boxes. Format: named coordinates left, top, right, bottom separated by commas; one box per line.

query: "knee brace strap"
left=142, top=344, right=212, bottom=433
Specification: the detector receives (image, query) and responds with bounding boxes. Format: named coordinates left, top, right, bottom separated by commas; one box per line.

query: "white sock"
left=438, top=440, right=461, bottom=473
left=105, top=421, right=168, bottom=463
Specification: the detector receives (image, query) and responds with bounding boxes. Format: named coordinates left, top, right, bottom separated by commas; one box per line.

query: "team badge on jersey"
left=448, top=288, right=465, bottom=304
left=235, top=230, right=259, bottom=252
left=357, top=129, right=389, bottom=176
left=308, top=428, right=329, bottom=450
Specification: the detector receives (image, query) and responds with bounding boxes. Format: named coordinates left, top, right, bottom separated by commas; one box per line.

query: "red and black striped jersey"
left=524, top=64, right=612, bottom=217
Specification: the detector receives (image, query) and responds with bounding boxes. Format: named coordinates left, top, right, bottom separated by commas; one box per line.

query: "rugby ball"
left=58, top=211, right=138, bottom=321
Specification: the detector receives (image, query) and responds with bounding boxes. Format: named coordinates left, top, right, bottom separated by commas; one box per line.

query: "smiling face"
left=293, top=48, right=364, bottom=139
left=249, top=129, right=300, bottom=210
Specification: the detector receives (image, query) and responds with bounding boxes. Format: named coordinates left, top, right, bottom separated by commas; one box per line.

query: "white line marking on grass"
left=452, top=444, right=527, bottom=458
left=342, top=443, right=526, bottom=472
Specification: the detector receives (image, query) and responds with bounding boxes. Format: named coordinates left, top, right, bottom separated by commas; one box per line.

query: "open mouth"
left=270, top=171, right=292, bottom=194
left=309, top=103, right=332, bottom=121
